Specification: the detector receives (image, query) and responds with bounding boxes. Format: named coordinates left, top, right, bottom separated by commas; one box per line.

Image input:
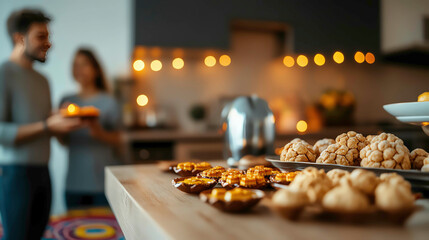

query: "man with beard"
left=0, top=9, right=84, bottom=239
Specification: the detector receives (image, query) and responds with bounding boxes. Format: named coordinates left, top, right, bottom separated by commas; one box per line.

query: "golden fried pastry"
left=289, top=167, right=333, bottom=203
left=280, top=141, right=316, bottom=162
left=274, top=172, right=299, bottom=183
left=366, top=135, right=376, bottom=142
left=240, top=176, right=257, bottom=187
left=322, top=178, right=370, bottom=213
left=194, top=162, right=212, bottom=171
left=181, top=177, right=215, bottom=185
left=369, top=132, right=404, bottom=145
left=313, top=138, right=335, bottom=157
left=349, top=169, right=378, bottom=195
left=410, top=148, right=428, bottom=170
left=316, top=143, right=357, bottom=166
left=326, top=169, right=350, bottom=186
left=200, top=166, right=226, bottom=178
left=224, top=188, right=256, bottom=201
left=360, top=140, right=411, bottom=169
left=375, top=180, right=414, bottom=212
left=272, top=188, right=309, bottom=208
left=379, top=173, right=411, bottom=190
left=336, top=131, right=368, bottom=151
left=210, top=188, right=227, bottom=199
left=226, top=174, right=242, bottom=185
left=177, top=162, right=196, bottom=171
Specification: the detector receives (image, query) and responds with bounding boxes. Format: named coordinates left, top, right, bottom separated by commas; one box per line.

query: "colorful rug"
left=0, top=208, right=124, bottom=240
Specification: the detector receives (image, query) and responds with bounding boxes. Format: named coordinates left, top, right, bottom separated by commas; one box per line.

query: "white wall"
left=0, top=0, right=132, bottom=214
left=382, top=0, right=429, bottom=52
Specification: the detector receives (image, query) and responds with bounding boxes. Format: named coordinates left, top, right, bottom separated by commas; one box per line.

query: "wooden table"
left=105, top=161, right=429, bottom=240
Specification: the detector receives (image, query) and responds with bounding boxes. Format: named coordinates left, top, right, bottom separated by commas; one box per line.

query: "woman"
left=59, top=48, right=122, bottom=209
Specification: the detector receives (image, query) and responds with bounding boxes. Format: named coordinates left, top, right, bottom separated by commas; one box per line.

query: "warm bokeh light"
left=151, top=60, right=162, bottom=71
left=172, top=58, right=184, bottom=69
left=296, top=120, right=308, bottom=133
left=283, top=56, right=295, bottom=67
left=219, top=55, right=231, bottom=66
left=333, top=51, right=344, bottom=64
left=67, top=104, right=78, bottom=114
left=136, top=94, right=149, bottom=107
left=133, top=60, right=145, bottom=71
left=296, top=55, right=308, bottom=67
left=314, top=54, right=325, bottom=66
left=354, top=51, right=365, bottom=63
left=365, top=52, right=375, bottom=64
left=204, top=56, right=216, bottom=67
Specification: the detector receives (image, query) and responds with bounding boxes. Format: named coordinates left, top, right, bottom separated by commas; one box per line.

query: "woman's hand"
left=86, top=118, right=122, bottom=146
left=87, top=119, right=104, bottom=139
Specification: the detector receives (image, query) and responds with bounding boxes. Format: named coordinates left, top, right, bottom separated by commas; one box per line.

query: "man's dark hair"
left=7, top=9, right=51, bottom=45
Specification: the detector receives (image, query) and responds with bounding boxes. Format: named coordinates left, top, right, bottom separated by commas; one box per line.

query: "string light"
left=314, top=54, right=325, bottom=66
left=283, top=56, right=294, bottom=67
left=204, top=56, right=216, bottom=67
left=296, top=55, right=308, bottom=67
left=151, top=60, right=162, bottom=71
left=333, top=51, right=344, bottom=64
left=219, top=55, right=231, bottom=66
left=354, top=51, right=365, bottom=63
left=172, top=58, right=184, bottom=69
left=136, top=94, right=149, bottom=106
left=133, top=60, right=145, bottom=71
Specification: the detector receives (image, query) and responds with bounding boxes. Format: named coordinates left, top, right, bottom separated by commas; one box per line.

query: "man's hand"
left=46, top=113, right=84, bottom=134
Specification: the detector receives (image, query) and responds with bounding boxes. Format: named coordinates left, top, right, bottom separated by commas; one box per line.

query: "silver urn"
left=222, top=95, right=275, bottom=167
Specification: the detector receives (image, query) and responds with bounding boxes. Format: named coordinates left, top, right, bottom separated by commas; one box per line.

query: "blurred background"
left=2, top=0, right=429, bottom=214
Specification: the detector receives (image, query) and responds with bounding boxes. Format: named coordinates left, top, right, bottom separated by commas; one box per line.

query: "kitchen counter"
left=105, top=160, right=429, bottom=240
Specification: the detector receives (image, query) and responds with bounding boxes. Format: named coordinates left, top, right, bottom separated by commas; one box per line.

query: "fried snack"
left=326, top=169, right=350, bottom=186
left=224, top=188, right=257, bottom=202
left=366, top=135, right=376, bottom=142
left=280, top=141, right=316, bottom=162
left=273, top=172, right=299, bottom=183
left=322, top=178, right=370, bottom=213
left=379, top=173, right=411, bottom=190
left=349, top=169, right=378, bottom=195
left=177, top=162, right=196, bottom=171
left=272, top=188, right=309, bottom=208
left=410, top=148, right=428, bottom=170
left=246, top=165, right=279, bottom=177
left=200, top=188, right=265, bottom=212
left=375, top=180, right=414, bottom=212
left=313, top=138, right=335, bottom=157
left=360, top=140, right=411, bottom=169
left=336, top=131, right=368, bottom=151
left=369, top=132, right=404, bottom=145
left=172, top=177, right=217, bottom=194
left=335, top=131, right=368, bottom=164
left=174, top=162, right=212, bottom=177
left=210, top=188, right=227, bottom=200
left=316, top=143, right=357, bottom=166
left=289, top=167, right=333, bottom=203
left=199, top=166, right=226, bottom=179
left=290, top=138, right=311, bottom=146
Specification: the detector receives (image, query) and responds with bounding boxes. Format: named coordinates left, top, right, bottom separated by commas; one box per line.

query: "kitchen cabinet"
left=134, top=0, right=380, bottom=55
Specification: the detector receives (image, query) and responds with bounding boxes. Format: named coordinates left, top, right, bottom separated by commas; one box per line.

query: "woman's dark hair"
left=75, top=48, right=109, bottom=92
left=7, top=9, right=51, bottom=45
